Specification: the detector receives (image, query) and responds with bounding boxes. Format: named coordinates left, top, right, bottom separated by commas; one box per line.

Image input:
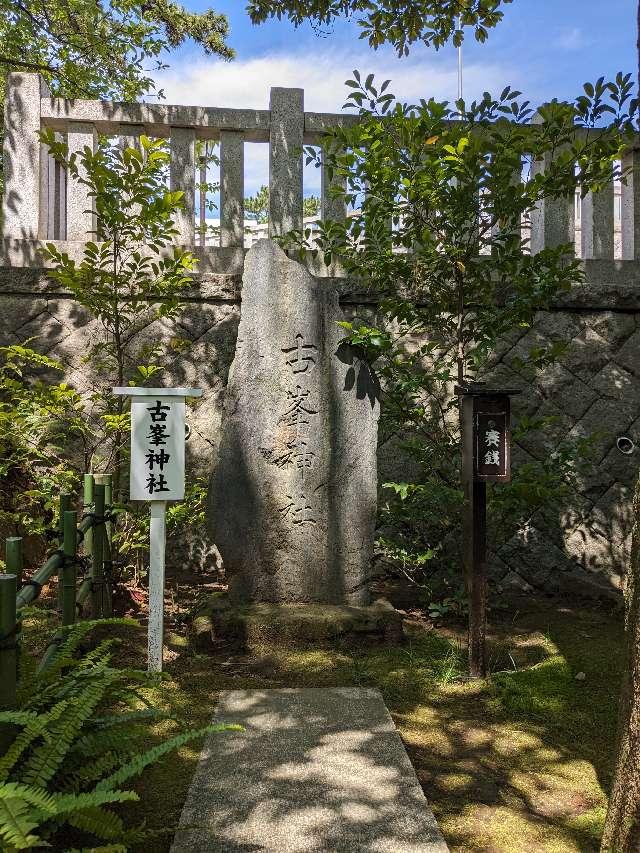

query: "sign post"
left=113, top=386, right=202, bottom=672
left=457, top=383, right=519, bottom=678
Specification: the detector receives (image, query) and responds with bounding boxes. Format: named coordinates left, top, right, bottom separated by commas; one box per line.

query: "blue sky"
left=151, top=0, right=635, bottom=198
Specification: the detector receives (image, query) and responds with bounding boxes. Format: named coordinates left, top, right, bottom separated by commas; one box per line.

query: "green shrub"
left=0, top=619, right=238, bottom=851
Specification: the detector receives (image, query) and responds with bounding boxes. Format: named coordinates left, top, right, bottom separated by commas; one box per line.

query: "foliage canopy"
left=247, top=0, right=512, bottom=56
left=0, top=0, right=233, bottom=100
left=284, top=72, right=635, bottom=607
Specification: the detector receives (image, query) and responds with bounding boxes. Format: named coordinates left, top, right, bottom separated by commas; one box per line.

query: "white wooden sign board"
left=113, top=387, right=202, bottom=672
left=129, top=395, right=185, bottom=501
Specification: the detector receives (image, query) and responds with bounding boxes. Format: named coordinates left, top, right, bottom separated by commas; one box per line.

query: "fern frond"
left=69, top=729, right=144, bottom=764
left=22, top=674, right=118, bottom=787
left=0, top=782, right=57, bottom=812
left=81, top=638, right=120, bottom=665
left=36, top=618, right=136, bottom=679
left=0, top=783, right=54, bottom=851
left=54, top=788, right=138, bottom=816
left=0, top=712, right=39, bottom=727
left=0, top=703, right=69, bottom=783
left=63, top=752, right=124, bottom=789
left=66, top=804, right=127, bottom=840
left=96, top=724, right=240, bottom=791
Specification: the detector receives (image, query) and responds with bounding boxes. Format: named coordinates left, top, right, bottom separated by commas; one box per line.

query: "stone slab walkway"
left=171, top=687, right=449, bottom=852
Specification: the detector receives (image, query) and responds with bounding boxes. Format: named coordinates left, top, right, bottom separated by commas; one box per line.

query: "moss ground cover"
left=21, top=593, right=622, bottom=852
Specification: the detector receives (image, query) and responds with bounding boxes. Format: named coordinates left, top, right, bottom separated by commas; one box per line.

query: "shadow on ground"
left=100, top=592, right=624, bottom=853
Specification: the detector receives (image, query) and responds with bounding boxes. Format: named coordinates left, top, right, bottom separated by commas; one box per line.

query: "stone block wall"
left=487, top=306, right=639, bottom=598
left=1, top=261, right=638, bottom=599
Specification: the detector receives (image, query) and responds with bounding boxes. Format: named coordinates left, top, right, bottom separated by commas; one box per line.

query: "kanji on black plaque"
left=146, top=473, right=171, bottom=494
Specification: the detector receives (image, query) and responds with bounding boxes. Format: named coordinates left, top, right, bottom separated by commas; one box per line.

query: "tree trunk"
left=601, top=473, right=640, bottom=851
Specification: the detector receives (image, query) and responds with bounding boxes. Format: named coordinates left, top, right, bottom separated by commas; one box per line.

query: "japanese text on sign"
left=130, top=396, right=186, bottom=501
left=474, top=410, right=508, bottom=480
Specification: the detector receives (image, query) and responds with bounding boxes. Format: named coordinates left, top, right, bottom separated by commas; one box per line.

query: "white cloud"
left=151, top=48, right=521, bottom=195
left=554, top=27, right=587, bottom=52
left=152, top=48, right=518, bottom=113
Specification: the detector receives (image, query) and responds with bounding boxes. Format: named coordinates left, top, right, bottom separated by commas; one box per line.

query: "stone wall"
left=1, top=260, right=638, bottom=599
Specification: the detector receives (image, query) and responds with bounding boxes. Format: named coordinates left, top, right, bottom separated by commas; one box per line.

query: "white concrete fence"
left=1, top=72, right=637, bottom=274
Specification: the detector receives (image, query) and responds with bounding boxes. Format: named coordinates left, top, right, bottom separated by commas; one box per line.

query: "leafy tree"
left=0, top=0, right=233, bottom=100
left=304, top=195, right=321, bottom=218
left=196, top=140, right=221, bottom=246
left=244, top=184, right=271, bottom=224
left=244, top=184, right=320, bottom=224
left=285, top=71, right=635, bottom=673
left=603, top=480, right=640, bottom=851
left=39, top=132, right=200, bottom=584
left=247, top=0, right=512, bottom=56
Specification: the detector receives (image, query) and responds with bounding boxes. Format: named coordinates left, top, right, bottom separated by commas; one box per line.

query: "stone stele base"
left=188, top=593, right=404, bottom=652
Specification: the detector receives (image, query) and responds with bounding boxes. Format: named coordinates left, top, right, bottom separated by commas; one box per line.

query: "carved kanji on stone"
left=282, top=334, right=317, bottom=374
left=208, top=240, right=380, bottom=605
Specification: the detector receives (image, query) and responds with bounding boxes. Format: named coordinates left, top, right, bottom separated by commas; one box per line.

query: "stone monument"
left=208, top=240, right=380, bottom=605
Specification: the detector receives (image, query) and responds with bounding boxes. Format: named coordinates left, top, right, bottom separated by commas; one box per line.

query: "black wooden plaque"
left=473, top=396, right=511, bottom=483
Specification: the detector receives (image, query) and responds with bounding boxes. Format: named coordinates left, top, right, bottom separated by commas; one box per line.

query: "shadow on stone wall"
left=1, top=265, right=638, bottom=597
left=486, top=307, right=640, bottom=601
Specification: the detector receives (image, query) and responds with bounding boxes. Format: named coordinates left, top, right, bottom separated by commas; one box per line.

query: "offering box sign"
left=472, top=395, right=512, bottom=484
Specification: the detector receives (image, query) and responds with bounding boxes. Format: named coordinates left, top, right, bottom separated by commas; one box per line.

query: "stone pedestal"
left=208, top=240, right=380, bottom=604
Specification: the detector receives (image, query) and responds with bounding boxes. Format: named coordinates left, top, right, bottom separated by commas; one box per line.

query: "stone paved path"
left=171, top=687, right=449, bottom=852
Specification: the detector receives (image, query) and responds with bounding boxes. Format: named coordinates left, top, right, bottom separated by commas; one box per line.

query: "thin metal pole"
left=0, top=573, right=17, bottom=710
left=91, top=484, right=106, bottom=619
left=61, top=510, right=77, bottom=626
left=457, top=16, right=463, bottom=102
left=148, top=501, right=167, bottom=672
left=5, top=538, right=23, bottom=588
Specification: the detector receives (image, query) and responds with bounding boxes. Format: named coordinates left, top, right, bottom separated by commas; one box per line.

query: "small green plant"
left=0, top=618, right=238, bottom=851
left=0, top=344, right=86, bottom=539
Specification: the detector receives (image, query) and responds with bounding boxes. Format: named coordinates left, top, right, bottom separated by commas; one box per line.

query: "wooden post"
left=0, top=573, right=17, bottom=710
left=460, top=386, right=516, bottom=679
left=460, top=393, right=487, bottom=678
left=91, top=484, right=105, bottom=619
left=58, top=492, right=72, bottom=610
left=61, top=510, right=77, bottom=626
left=5, top=538, right=23, bottom=587
left=466, top=480, right=487, bottom=678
